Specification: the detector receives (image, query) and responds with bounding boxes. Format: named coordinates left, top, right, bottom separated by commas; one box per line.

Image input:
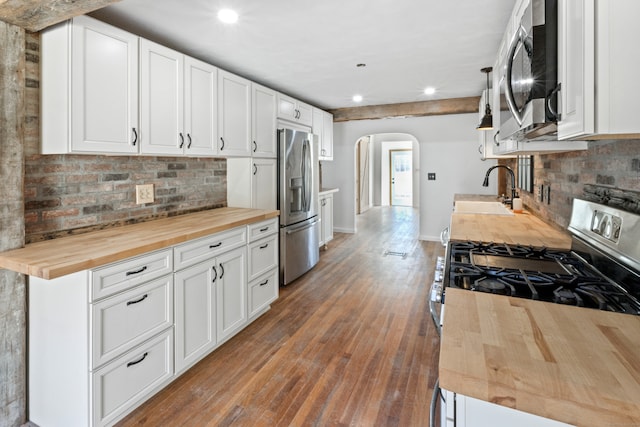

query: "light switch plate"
left=136, top=184, right=154, bottom=204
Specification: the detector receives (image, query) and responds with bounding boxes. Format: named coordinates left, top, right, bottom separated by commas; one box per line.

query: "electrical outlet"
left=427, top=173, right=436, bottom=181
left=136, top=184, right=154, bottom=204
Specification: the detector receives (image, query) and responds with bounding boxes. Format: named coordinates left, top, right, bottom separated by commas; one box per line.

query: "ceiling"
left=90, top=0, right=516, bottom=110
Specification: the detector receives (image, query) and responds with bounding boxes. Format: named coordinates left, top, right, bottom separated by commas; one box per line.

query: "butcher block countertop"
left=439, top=288, right=640, bottom=427
left=451, top=194, right=572, bottom=249
left=0, top=207, right=278, bottom=280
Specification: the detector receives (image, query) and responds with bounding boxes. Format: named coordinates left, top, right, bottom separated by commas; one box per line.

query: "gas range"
left=447, top=241, right=640, bottom=314
left=431, top=199, right=640, bottom=316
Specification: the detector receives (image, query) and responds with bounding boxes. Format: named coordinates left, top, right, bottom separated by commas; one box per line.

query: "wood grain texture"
left=115, top=206, right=443, bottom=427
left=0, top=208, right=278, bottom=279
left=329, top=96, right=480, bottom=122
left=0, top=0, right=121, bottom=32
left=449, top=210, right=572, bottom=249
left=439, top=288, right=640, bottom=427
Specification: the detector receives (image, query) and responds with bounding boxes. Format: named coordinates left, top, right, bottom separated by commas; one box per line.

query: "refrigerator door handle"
left=285, top=218, right=319, bottom=235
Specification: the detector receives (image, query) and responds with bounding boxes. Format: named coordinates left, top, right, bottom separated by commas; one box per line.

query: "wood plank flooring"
left=116, top=206, right=445, bottom=427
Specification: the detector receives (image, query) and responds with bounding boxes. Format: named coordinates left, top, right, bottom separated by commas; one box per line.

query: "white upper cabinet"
left=313, top=108, right=334, bottom=161
left=277, top=93, right=313, bottom=126
left=41, top=15, right=139, bottom=154
left=184, top=57, right=218, bottom=156
left=251, top=84, right=277, bottom=158
left=252, top=158, right=277, bottom=210
left=558, top=0, right=640, bottom=140
left=139, top=40, right=184, bottom=155
left=218, top=70, right=252, bottom=157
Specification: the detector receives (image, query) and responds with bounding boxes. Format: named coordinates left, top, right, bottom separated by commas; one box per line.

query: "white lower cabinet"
left=28, top=218, right=278, bottom=427
left=318, top=192, right=334, bottom=248
left=92, top=330, right=174, bottom=427
left=174, top=260, right=217, bottom=374
left=216, top=247, right=248, bottom=342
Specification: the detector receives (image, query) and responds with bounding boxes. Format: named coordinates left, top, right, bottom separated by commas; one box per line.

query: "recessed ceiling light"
left=353, top=95, right=363, bottom=103
left=217, top=9, right=238, bottom=24
left=424, top=87, right=436, bottom=95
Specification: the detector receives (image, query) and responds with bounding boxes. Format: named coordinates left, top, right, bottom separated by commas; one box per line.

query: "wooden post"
left=0, top=20, right=27, bottom=427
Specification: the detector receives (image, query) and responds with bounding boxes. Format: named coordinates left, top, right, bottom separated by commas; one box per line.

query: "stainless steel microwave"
left=496, top=0, right=559, bottom=142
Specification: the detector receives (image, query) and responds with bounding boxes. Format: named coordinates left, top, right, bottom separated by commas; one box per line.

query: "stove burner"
left=553, top=287, right=583, bottom=306
left=472, top=278, right=515, bottom=296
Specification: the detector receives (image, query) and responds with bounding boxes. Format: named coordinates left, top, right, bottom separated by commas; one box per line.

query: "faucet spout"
left=481, top=165, right=518, bottom=208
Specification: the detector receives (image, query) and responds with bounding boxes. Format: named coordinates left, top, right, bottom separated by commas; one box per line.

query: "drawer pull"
left=209, top=242, right=223, bottom=249
left=259, top=279, right=269, bottom=287
left=126, top=294, right=148, bottom=306
left=259, top=227, right=269, bottom=232
left=125, top=266, right=147, bottom=276
left=259, top=243, right=269, bottom=249
left=126, top=352, right=148, bottom=368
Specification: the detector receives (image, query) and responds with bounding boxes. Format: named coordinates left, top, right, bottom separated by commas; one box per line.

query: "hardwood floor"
left=116, top=206, right=445, bottom=427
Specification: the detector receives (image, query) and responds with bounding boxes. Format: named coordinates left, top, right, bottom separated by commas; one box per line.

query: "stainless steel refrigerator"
left=277, top=127, right=320, bottom=285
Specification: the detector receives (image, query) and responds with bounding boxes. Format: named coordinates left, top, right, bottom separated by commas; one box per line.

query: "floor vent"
left=384, top=250, right=408, bottom=259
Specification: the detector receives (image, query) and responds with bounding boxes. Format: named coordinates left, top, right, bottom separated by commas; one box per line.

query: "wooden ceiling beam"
left=0, top=0, right=121, bottom=32
left=329, top=96, right=481, bottom=123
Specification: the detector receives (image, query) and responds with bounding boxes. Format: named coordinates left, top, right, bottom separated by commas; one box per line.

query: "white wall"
left=322, top=113, right=498, bottom=240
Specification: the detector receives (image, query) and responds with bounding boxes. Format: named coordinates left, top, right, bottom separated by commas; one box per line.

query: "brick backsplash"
left=24, top=32, right=227, bottom=243
left=503, top=139, right=640, bottom=230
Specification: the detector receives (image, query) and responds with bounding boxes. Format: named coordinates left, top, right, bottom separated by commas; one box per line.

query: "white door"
left=140, top=39, right=184, bottom=155
left=390, top=150, right=413, bottom=206
left=216, top=247, right=247, bottom=342
left=184, top=57, right=218, bottom=156
left=252, top=158, right=277, bottom=210
left=174, top=261, right=217, bottom=374
left=218, top=70, right=252, bottom=156
left=71, top=17, right=139, bottom=153
left=252, top=84, right=277, bottom=157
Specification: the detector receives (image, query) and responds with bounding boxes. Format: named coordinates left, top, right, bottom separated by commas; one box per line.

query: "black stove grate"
left=447, top=241, right=640, bottom=315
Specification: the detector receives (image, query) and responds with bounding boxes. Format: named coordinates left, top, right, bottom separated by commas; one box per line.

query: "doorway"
left=356, top=136, right=371, bottom=214
left=389, top=149, right=413, bottom=206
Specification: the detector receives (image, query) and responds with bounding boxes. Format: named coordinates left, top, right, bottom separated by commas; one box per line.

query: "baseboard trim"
left=334, top=227, right=355, bottom=234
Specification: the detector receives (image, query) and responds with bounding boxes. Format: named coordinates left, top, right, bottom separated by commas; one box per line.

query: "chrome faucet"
left=482, top=165, right=518, bottom=209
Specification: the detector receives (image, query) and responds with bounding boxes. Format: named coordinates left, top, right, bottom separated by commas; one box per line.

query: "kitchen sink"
left=454, top=201, right=514, bottom=216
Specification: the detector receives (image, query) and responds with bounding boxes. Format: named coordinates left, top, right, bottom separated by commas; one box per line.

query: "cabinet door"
left=174, top=261, right=217, bottom=374
left=140, top=39, right=184, bottom=155
left=318, top=195, right=327, bottom=247
left=296, top=101, right=313, bottom=126
left=252, top=84, right=277, bottom=158
left=252, top=158, right=277, bottom=210
left=557, top=0, right=595, bottom=139
left=69, top=16, right=139, bottom=154
left=216, top=247, right=248, bottom=343
left=218, top=70, right=252, bottom=156
left=276, top=93, right=297, bottom=122
left=184, top=57, right=218, bottom=156
left=320, top=111, right=334, bottom=160
left=321, top=194, right=334, bottom=245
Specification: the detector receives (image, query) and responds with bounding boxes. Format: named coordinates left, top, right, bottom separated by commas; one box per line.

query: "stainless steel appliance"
left=496, top=0, right=559, bottom=142
left=277, top=127, right=320, bottom=285
left=429, top=198, right=640, bottom=426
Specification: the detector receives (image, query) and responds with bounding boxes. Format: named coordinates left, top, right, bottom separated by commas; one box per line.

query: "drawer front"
left=248, top=218, right=279, bottom=242
left=174, top=227, right=246, bottom=271
left=91, top=249, right=173, bottom=301
left=247, top=234, right=278, bottom=281
left=248, top=268, right=278, bottom=318
left=92, top=330, right=173, bottom=427
left=91, top=276, right=173, bottom=369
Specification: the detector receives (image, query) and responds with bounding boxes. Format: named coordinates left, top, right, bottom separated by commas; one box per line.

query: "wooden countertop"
left=0, top=207, right=279, bottom=280
left=450, top=194, right=572, bottom=249
left=439, top=288, right=640, bottom=427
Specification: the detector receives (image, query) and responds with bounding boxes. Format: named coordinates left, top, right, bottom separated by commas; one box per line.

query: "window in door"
left=389, top=149, right=412, bottom=206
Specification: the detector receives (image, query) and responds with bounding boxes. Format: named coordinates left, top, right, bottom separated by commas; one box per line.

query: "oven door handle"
left=429, top=298, right=442, bottom=337
left=440, top=226, right=449, bottom=248
left=429, top=378, right=441, bottom=427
